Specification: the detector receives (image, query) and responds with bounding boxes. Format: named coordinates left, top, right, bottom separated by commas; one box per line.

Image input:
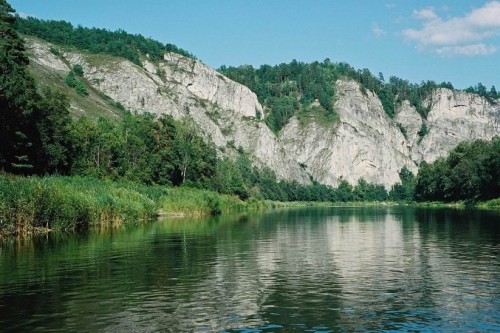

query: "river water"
left=0, top=207, right=499, bottom=332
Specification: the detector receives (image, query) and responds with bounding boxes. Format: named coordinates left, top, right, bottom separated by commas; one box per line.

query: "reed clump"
left=0, top=174, right=166, bottom=237
left=161, top=187, right=246, bottom=217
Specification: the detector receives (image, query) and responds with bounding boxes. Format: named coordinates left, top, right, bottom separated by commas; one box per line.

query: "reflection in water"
left=0, top=207, right=499, bottom=332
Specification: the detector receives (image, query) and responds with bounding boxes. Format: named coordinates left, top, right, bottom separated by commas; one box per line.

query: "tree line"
left=14, top=16, right=196, bottom=65
left=219, top=61, right=497, bottom=133
left=465, top=83, right=498, bottom=103
left=414, top=138, right=500, bottom=202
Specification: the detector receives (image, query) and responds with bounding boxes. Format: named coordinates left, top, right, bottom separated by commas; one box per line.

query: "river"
left=0, top=206, right=499, bottom=332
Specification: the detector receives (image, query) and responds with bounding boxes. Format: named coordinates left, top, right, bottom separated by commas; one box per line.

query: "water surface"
left=0, top=207, right=499, bottom=332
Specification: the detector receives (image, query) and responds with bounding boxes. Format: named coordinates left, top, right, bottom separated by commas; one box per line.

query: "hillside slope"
left=25, top=37, right=310, bottom=184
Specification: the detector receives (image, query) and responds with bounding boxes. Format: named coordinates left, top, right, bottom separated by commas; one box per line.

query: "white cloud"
left=372, top=24, right=386, bottom=38
left=413, top=8, right=439, bottom=21
left=402, top=1, right=500, bottom=57
left=467, top=1, right=500, bottom=27
left=436, top=43, right=497, bottom=57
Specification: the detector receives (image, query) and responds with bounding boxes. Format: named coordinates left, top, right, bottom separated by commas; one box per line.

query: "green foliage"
left=114, top=102, right=126, bottom=111
left=0, top=0, right=38, bottom=173
left=353, top=178, right=389, bottom=201
left=0, top=1, right=73, bottom=175
left=161, top=187, right=245, bottom=217
left=49, top=46, right=59, bottom=55
left=389, top=166, right=416, bottom=202
left=477, top=198, right=500, bottom=209
left=36, top=88, right=72, bottom=173
left=65, top=69, right=88, bottom=96
left=214, top=157, right=249, bottom=200
left=210, top=151, right=389, bottom=203
left=396, top=123, right=408, bottom=139
left=65, top=70, right=76, bottom=87
left=67, top=112, right=217, bottom=188
left=414, top=138, right=500, bottom=202
left=297, top=104, right=339, bottom=128
left=74, top=81, right=89, bottom=96
left=219, top=61, right=460, bottom=132
left=219, top=60, right=341, bottom=133
left=15, top=16, right=196, bottom=65
left=72, top=64, right=84, bottom=76
left=418, top=123, right=429, bottom=139
left=0, top=174, right=164, bottom=236
left=465, top=83, right=498, bottom=103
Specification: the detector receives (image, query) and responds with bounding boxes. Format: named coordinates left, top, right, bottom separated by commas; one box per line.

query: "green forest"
left=219, top=61, right=498, bottom=133
left=15, top=15, right=196, bottom=65
left=414, top=138, right=500, bottom=202
left=1, top=0, right=499, bottom=236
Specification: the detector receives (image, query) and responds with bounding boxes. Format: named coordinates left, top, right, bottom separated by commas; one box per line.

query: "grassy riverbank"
left=2, top=174, right=499, bottom=238
left=0, top=175, right=266, bottom=237
left=0, top=175, right=167, bottom=237
left=410, top=199, right=500, bottom=210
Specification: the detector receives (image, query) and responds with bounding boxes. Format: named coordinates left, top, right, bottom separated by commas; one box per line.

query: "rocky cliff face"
left=281, top=80, right=417, bottom=188
left=408, top=88, right=499, bottom=163
left=26, top=37, right=500, bottom=189
left=26, top=37, right=310, bottom=184
left=281, top=80, right=499, bottom=188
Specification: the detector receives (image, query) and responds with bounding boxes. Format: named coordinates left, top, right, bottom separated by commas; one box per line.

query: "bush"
left=49, top=47, right=59, bottom=55
left=161, top=187, right=245, bottom=217
left=72, top=64, right=84, bottom=76
left=66, top=70, right=88, bottom=96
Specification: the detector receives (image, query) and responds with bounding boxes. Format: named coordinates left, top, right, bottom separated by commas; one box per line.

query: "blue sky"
left=9, top=0, right=500, bottom=89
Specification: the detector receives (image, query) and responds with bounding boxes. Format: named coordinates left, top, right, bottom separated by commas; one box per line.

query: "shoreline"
left=1, top=175, right=498, bottom=238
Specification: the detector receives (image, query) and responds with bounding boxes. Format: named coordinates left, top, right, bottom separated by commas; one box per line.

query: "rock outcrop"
left=411, top=88, right=499, bottom=163
left=282, top=81, right=499, bottom=188
left=281, top=80, right=417, bottom=188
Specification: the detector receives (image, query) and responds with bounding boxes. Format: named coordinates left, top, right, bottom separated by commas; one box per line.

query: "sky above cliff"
left=10, top=0, right=500, bottom=89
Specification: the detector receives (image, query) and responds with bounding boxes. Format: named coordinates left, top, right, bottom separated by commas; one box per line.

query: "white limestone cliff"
left=412, top=88, right=499, bottom=163
left=25, top=37, right=309, bottom=184
left=281, top=80, right=417, bottom=188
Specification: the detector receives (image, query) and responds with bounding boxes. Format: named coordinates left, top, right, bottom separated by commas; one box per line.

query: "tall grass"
left=2, top=175, right=408, bottom=238
left=0, top=175, right=276, bottom=237
left=477, top=198, right=500, bottom=209
left=0, top=174, right=167, bottom=237
left=160, top=187, right=246, bottom=217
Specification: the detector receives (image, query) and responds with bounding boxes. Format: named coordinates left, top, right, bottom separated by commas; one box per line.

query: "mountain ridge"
left=21, top=24, right=500, bottom=189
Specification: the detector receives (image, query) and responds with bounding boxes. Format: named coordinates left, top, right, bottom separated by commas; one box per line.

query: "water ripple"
left=0, top=207, right=499, bottom=332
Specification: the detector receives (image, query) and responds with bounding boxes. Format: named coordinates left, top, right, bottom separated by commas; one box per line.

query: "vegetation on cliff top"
left=15, top=15, right=196, bottom=65
left=219, top=61, right=498, bottom=133
left=12, top=5, right=497, bottom=136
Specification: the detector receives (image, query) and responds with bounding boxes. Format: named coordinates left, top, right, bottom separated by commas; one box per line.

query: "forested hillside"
left=15, top=16, right=195, bottom=65
left=219, top=61, right=498, bottom=133
left=0, top=2, right=394, bottom=202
